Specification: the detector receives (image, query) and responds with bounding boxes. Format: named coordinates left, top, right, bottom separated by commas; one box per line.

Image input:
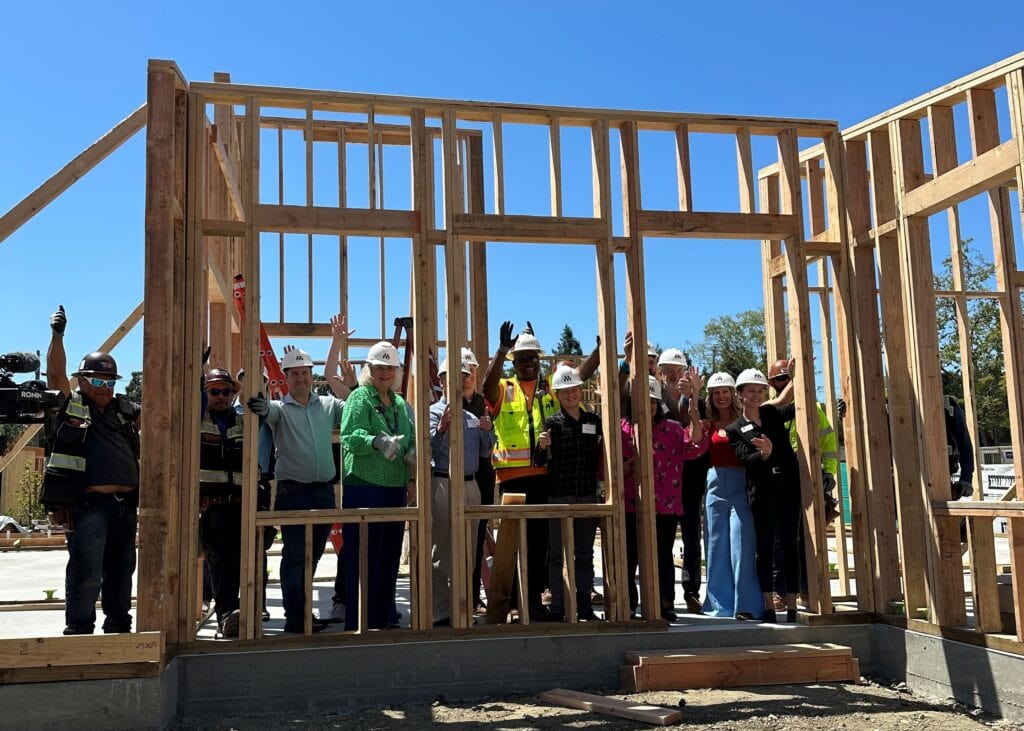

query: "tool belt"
left=199, top=493, right=241, bottom=511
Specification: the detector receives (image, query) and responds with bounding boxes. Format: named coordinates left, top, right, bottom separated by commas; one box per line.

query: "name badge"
left=466, top=414, right=480, bottom=428
left=740, top=423, right=754, bottom=433
left=582, top=423, right=597, bottom=435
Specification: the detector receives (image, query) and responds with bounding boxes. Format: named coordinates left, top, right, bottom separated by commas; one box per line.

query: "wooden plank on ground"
left=485, top=492, right=526, bottom=624
left=538, top=688, right=682, bottom=726
left=0, top=632, right=163, bottom=669
left=623, top=643, right=858, bottom=691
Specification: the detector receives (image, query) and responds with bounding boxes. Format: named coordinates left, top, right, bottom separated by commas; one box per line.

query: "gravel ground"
left=175, top=676, right=1024, bottom=730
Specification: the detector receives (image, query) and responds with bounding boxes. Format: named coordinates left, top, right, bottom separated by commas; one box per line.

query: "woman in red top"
left=700, top=372, right=763, bottom=619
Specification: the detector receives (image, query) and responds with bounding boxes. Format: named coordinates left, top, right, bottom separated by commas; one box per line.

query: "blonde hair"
left=357, top=361, right=404, bottom=389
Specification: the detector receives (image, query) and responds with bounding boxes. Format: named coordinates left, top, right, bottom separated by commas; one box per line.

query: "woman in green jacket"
left=340, top=340, right=416, bottom=630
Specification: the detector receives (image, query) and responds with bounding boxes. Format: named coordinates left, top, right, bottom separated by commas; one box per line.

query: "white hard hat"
left=647, top=341, right=658, bottom=358
left=657, top=348, right=687, bottom=368
left=648, top=375, right=663, bottom=400
left=438, top=357, right=470, bottom=377
left=460, top=347, right=479, bottom=368
left=736, top=368, right=769, bottom=389
left=551, top=364, right=584, bottom=390
left=366, top=341, right=400, bottom=367
left=507, top=325, right=544, bottom=358
left=281, top=349, right=314, bottom=370
left=707, top=372, right=736, bottom=390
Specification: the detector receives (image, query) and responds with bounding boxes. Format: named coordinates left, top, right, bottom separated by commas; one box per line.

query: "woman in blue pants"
left=700, top=372, right=763, bottom=619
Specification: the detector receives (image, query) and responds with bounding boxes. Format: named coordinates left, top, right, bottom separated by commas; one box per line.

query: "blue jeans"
left=65, top=492, right=138, bottom=634
left=342, top=483, right=405, bottom=630
left=702, top=466, right=762, bottom=618
left=275, top=481, right=336, bottom=623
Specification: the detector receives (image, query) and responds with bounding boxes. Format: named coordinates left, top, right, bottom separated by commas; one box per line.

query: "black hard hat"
left=74, top=352, right=121, bottom=379
left=206, top=368, right=236, bottom=387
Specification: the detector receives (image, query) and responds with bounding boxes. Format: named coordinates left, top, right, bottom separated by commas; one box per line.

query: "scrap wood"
left=538, top=688, right=682, bottom=726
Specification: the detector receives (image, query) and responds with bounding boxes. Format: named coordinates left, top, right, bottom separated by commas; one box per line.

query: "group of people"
left=38, top=305, right=907, bottom=637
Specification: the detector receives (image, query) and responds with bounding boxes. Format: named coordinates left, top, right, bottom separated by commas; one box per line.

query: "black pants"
left=680, top=456, right=709, bottom=598
left=655, top=515, right=679, bottom=613
left=751, top=477, right=801, bottom=595
left=199, top=502, right=277, bottom=621
left=625, top=512, right=639, bottom=614
left=499, top=473, right=548, bottom=613
left=472, top=458, right=497, bottom=600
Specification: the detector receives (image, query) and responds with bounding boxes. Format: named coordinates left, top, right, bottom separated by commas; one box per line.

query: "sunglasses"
left=207, top=387, right=233, bottom=397
left=84, top=377, right=116, bottom=389
left=514, top=354, right=539, bottom=363
left=769, top=376, right=791, bottom=384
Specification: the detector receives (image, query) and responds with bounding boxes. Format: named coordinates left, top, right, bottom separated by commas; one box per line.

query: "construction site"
left=2, top=47, right=1024, bottom=729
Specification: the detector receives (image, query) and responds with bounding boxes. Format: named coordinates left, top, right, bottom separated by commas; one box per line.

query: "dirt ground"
left=176, top=676, right=1024, bottom=730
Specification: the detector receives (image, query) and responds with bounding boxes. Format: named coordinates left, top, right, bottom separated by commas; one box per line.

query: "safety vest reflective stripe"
left=201, top=422, right=221, bottom=436
left=226, top=425, right=244, bottom=440
left=492, top=377, right=558, bottom=469
left=820, top=425, right=833, bottom=438
left=48, top=453, right=86, bottom=471
left=66, top=394, right=90, bottom=420
left=199, top=469, right=231, bottom=483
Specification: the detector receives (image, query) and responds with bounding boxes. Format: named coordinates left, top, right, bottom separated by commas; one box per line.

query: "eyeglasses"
left=84, top=377, right=116, bottom=389
left=207, top=387, right=233, bottom=397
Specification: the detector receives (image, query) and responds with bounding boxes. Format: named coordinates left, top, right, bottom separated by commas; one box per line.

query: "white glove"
left=404, top=446, right=417, bottom=467
left=373, top=433, right=405, bottom=461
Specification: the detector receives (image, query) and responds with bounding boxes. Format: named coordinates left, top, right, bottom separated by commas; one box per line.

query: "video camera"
left=0, top=352, right=64, bottom=424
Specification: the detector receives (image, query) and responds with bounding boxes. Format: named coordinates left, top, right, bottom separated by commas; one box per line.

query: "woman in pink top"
left=621, top=373, right=708, bottom=620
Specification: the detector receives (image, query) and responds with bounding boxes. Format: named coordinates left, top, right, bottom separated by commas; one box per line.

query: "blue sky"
left=2, top=1, right=1023, bottom=391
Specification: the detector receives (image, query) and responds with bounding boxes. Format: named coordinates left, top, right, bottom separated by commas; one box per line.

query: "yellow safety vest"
left=492, top=376, right=559, bottom=470
left=787, top=402, right=838, bottom=476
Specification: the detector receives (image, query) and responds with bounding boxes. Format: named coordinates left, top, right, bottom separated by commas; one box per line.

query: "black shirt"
left=84, top=396, right=140, bottom=489
left=726, top=403, right=798, bottom=485
left=544, top=407, right=602, bottom=500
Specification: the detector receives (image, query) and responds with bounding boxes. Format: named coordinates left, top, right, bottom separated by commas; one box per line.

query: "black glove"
left=202, top=345, right=212, bottom=365
left=247, top=393, right=269, bottom=417
left=822, top=472, right=836, bottom=494
left=499, top=321, right=518, bottom=350
left=50, top=305, right=67, bottom=336
left=836, top=398, right=847, bottom=420
left=953, top=479, right=973, bottom=500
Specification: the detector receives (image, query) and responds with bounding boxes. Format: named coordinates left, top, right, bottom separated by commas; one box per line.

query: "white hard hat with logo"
left=707, top=372, right=736, bottom=390
left=438, top=357, right=471, bottom=377
left=735, top=368, right=769, bottom=389
left=657, top=348, right=687, bottom=368
left=507, top=324, right=544, bottom=359
left=460, top=347, right=479, bottom=368
left=647, top=341, right=658, bottom=358
left=551, top=364, right=584, bottom=390
left=366, top=341, right=400, bottom=367
left=648, top=375, right=663, bottom=400
left=281, top=349, right=315, bottom=370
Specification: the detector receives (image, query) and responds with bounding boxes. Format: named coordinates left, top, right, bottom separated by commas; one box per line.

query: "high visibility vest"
left=787, top=402, right=838, bottom=477
left=492, top=376, right=559, bottom=470
left=40, top=392, right=139, bottom=508
left=198, top=412, right=245, bottom=495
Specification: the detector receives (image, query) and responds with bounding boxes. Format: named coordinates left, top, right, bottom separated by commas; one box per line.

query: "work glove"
left=499, top=321, right=518, bottom=350
left=373, top=433, right=405, bottom=461
left=953, top=479, right=973, bottom=500
left=50, top=305, right=67, bottom=336
left=247, top=393, right=269, bottom=417
left=404, top=445, right=417, bottom=467
left=822, top=472, right=836, bottom=494
left=836, top=398, right=847, bottom=420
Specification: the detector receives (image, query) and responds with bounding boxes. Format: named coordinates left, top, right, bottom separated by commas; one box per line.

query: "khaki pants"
left=431, top=475, right=481, bottom=622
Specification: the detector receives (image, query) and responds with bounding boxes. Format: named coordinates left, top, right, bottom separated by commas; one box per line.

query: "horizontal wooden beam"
left=0, top=632, right=163, bottom=669
left=253, top=205, right=420, bottom=237
left=464, top=504, right=614, bottom=519
left=190, top=81, right=838, bottom=137
left=450, top=213, right=607, bottom=243
left=805, top=241, right=842, bottom=257
left=256, top=507, right=419, bottom=527
left=932, top=501, right=1024, bottom=517
left=260, top=115, right=481, bottom=145
left=612, top=236, right=631, bottom=253
left=0, top=104, right=148, bottom=244
left=638, top=210, right=801, bottom=240
left=902, top=139, right=1019, bottom=218
left=261, top=324, right=447, bottom=348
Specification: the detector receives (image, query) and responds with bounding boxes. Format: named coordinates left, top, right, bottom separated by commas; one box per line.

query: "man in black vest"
left=42, top=306, right=141, bottom=635
left=198, top=367, right=246, bottom=637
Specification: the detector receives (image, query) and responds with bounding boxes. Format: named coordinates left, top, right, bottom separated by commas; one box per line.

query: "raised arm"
left=483, top=320, right=518, bottom=404
left=578, top=335, right=600, bottom=381
left=324, top=313, right=357, bottom=399
left=764, top=357, right=796, bottom=408
left=46, top=305, right=70, bottom=396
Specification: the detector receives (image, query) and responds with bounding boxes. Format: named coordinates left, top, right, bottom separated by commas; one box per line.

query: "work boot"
left=590, top=590, right=604, bottom=606
left=578, top=608, right=602, bottom=622
left=326, top=601, right=345, bottom=624
left=283, top=616, right=329, bottom=634
left=218, top=610, right=240, bottom=639
left=684, top=593, right=703, bottom=614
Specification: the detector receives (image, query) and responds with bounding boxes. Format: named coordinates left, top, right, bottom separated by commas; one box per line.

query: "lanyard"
left=373, top=390, right=400, bottom=435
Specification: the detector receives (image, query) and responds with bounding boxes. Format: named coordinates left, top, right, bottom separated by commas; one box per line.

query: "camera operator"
left=42, top=305, right=142, bottom=636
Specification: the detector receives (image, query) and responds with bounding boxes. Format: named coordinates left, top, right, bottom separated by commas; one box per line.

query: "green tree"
left=14, top=460, right=45, bottom=526
left=125, top=371, right=143, bottom=403
left=0, top=423, right=28, bottom=456
left=554, top=325, right=583, bottom=356
left=687, top=309, right=767, bottom=376
left=935, top=240, right=1008, bottom=446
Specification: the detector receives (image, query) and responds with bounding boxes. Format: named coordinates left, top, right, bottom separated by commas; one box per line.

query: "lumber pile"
left=621, top=643, right=859, bottom=691
left=539, top=688, right=681, bottom=726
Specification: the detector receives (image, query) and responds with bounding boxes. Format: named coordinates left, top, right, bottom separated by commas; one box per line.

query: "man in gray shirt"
left=248, top=348, right=344, bottom=633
